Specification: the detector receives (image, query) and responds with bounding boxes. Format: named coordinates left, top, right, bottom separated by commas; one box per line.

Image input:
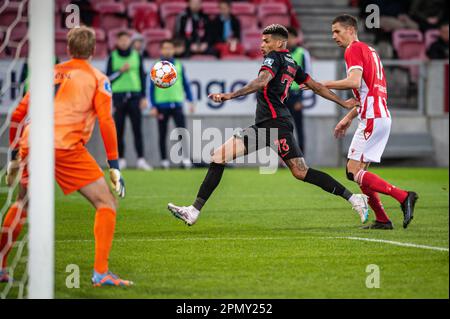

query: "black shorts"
left=234, top=117, right=303, bottom=161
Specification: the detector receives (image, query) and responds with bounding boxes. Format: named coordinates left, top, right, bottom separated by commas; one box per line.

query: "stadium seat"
left=260, top=15, right=290, bottom=27
left=160, top=2, right=188, bottom=32
left=55, top=28, right=68, bottom=58
left=9, top=23, right=28, bottom=41
left=142, top=28, right=172, bottom=58
left=93, top=28, right=108, bottom=58
left=128, top=2, right=160, bottom=32
left=107, top=28, right=136, bottom=51
left=392, top=29, right=423, bottom=52
left=202, top=2, right=220, bottom=19
left=0, top=2, right=23, bottom=27
left=94, top=2, right=127, bottom=30
left=258, top=3, right=288, bottom=18
left=231, top=2, right=256, bottom=16
left=242, top=29, right=263, bottom=58
left=425, top=29, right=440, bottom=50
left=236, top=15, right=259, bottom=31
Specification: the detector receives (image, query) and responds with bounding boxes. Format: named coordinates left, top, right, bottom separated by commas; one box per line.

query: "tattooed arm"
left=208, top=70, right=273, bottom=102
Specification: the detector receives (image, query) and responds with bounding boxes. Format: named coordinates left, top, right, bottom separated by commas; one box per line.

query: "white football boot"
left=136, top=158, right=153, bottom=171
left=160, top=159, right=170, bottom=170
left=349, top=194, right=369, bottom=224
left=167, top=203, right=200, bottom=226
left=118, top=158, right=127, bottom=170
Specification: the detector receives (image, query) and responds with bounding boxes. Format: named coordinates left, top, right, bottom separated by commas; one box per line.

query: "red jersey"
left=344, top=41, right=390, bottom=119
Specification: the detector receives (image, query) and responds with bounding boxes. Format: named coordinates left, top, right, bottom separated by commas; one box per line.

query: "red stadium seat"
left=258, top=3, right=288, bottom=17
left=55, top=28, right=68, bottom=58
left=128, top=2, right=160, bottom=32
left=242, top=29, right=263, bottom=58
left=260, top=15, right=290, bottom=27
left=236, top=15, right=258, bottom=30
left=160, top=2, right=188, bottom=32
left=202, top=2, right=220, bottom=19
left=123, top=0, right=148, bottom=6
left=93, top=28, right=108, bottom=58
left=392, top=29, right=423, bottom=53
left=231, top=2, right=256, bottom=16
left=0, top=2, right=24, bottom=27
left=94, top=2, right=127, bottom=30
left=142, top=28, right=172, bottom=58
left=107, top=28, right=136, bottom=50
left=425, top=29, right=440, bottom=50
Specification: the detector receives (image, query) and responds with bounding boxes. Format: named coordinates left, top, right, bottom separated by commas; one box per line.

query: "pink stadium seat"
left=107, top=28, right=136, bottom=50
left=202, top=2, right=220, bottom=18
left=94, top=2, right=127, bottom=30
left=128, top=2, right=160, bottom=31
left=160, top=2, right=188, bottom=32
left=93, top=28, right=108, bottom=58
left=142, top=28, right=172, bottom=58
left=392, top=29, right=423, bottom=52
left=425, top=29, right=440, bottom=49
left=231, top=2, right=256, bottom=16
left=258, top=3, right=288, bottom=18
left=260, top=15, right=290, bottom=27
left=236, top=15, right=258, bottom=30
left=123, top=0, right=148, bottom=6
left=55, top=28, right=68, bottom=58
left=242, top=29, right=262, bottom=57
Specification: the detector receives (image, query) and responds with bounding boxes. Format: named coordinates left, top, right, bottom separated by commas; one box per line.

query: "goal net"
left=0, top=0, right=54, bottom=299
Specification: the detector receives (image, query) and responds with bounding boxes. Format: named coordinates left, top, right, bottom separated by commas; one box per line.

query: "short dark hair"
left=286, top=26, right=298, bottom=37
left=332, top=14, right=358, bottom=30
left=262, top=24, right=288, bottom=40
left=117, top=31, right=130, bottom=38
left=160, top=39, right=174, bottom=47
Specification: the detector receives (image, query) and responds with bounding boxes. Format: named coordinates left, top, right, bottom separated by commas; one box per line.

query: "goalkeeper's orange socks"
left=0, top=203, right=27, bottom=270
left=93, top=207, right=116, bottom=274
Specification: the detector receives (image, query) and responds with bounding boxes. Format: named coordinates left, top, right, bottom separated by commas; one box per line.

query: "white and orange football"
left=150, top=60, right=177, bottom=89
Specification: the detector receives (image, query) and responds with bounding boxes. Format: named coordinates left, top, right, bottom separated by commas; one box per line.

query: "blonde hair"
left=67, top=26, right=96, bottom=59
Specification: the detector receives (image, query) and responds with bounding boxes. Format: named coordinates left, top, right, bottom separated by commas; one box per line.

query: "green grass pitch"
left=3, top=167, right=450, bottom=298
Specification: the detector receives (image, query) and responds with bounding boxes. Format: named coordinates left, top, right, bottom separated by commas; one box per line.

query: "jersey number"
left=369, top=47, right=383, bottom=80
left=280, top=74, right=294, bottom=103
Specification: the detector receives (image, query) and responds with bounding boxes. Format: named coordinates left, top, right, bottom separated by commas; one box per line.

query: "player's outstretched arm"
left=208, top=70, right=273, bottom=103
left=322, top=69, right=362, bottom=90
left=304, top=77, right=359, bottom=110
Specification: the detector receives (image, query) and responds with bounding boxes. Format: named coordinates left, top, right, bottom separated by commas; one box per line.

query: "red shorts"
left=20, top=147, right=104, bottom=195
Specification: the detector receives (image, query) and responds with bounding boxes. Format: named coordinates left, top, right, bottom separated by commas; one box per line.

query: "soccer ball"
left=150, top=60, right=177, bottom=89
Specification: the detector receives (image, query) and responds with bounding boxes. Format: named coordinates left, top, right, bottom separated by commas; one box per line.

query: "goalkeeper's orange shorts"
left=19, top=146, right=104, bottom=195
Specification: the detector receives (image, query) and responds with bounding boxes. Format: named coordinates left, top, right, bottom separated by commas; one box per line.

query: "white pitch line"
left=335, top=236, right=449, bottom=252
left=56, top=236, right=450, bottom=252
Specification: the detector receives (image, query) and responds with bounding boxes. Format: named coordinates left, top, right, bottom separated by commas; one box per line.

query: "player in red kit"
left=321, top=15, right=418, bottom=229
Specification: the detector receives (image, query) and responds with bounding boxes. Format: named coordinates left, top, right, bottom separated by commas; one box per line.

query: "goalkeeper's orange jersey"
left=10, top=58, right=118, bottom=160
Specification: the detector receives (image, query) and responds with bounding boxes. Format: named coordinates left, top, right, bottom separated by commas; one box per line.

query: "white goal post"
left=27, top=0, right=54, bottom=299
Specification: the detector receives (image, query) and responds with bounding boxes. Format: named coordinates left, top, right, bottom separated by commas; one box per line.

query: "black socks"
left=303, top=168, right=353, bottom=200
left=193, top=162, right=225, bottom=211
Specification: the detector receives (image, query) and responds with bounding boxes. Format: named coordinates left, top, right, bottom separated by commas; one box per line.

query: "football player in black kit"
left=167, top=24, right=370, bottom=226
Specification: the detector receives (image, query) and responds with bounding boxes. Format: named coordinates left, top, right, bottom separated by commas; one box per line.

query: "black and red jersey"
left=255, top=50, right=310, bottom=124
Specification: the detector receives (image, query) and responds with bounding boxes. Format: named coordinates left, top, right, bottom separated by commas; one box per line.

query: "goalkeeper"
left=0, top=27, right=132, bottom=287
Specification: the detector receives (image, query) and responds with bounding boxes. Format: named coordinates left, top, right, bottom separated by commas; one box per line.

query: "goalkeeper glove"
left=5, top=149, right=20, bottom=187
left=107, top=159, right=125, bottom=198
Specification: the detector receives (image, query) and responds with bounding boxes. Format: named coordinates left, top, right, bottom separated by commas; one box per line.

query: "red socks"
left=94, top=207, right=116, bottom=274
left=356, top=170, right=408, bottom=204
left=1, top=203, right=27, bottom=269
left=360, top=185, right=390, bottom=223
